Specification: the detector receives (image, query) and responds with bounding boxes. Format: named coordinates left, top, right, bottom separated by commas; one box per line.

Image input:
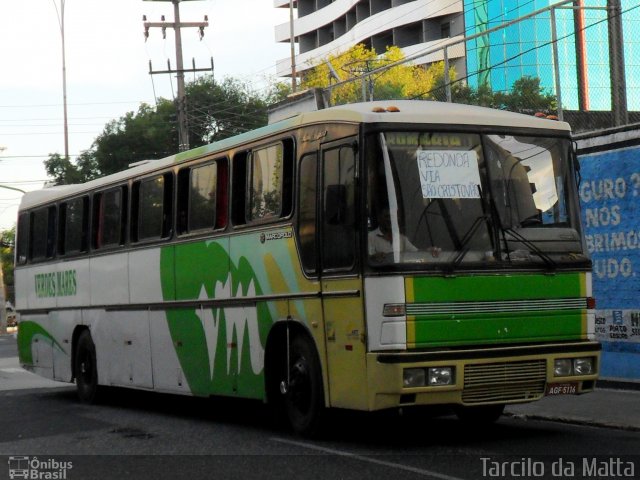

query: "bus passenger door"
left=319, top=138, right=368, bottom=411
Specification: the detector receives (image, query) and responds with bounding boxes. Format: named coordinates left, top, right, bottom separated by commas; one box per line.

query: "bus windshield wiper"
left=446, top=214, right=491, bottom=272
left=503, top=227, right=557, bottom=271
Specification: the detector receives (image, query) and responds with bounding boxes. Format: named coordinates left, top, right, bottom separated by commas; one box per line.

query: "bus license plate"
left=546, top=383, right=578, bottom=396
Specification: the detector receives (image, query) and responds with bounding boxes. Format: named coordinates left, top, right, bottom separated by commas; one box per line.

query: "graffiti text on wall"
left=594, top=310, right=640, bottom=343
left=579, top=146, right=640, bottom=310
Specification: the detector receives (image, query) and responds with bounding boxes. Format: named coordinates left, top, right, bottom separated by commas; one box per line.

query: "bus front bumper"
left=366, top=341, right=601, bottom=411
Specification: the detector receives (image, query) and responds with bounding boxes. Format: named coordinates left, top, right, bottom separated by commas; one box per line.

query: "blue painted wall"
left=579, top=145, right=640, bottom=380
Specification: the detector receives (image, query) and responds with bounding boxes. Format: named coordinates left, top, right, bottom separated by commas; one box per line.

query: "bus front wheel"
left=283, top=335, right=325, bottom=437
left=74, top=330, right=101, bottom=404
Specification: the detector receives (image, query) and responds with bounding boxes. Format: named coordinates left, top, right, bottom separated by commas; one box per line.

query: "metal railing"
left=320, top=0, right=639, bottom=133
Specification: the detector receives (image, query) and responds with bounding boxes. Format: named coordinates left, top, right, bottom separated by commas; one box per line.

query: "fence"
left=320, top=0, right=640, bottom=134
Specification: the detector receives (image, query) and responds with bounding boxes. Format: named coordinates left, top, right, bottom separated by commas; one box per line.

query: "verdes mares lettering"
left=34, top=270, right=77, bottom=298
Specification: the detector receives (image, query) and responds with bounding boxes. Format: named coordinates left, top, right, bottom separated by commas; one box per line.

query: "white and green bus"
left=15, top=100, right=599, bottom=435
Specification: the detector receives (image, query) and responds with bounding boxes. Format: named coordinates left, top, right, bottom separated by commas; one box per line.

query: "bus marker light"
left=586, top=297, right=596, bottom=309
left=428, top=367, right=454, bottom=386
left=386, top=106, right=400, bottom=112
left=383, top=304, right=405, bottom=317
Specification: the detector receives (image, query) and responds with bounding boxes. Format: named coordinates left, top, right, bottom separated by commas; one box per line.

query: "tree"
left=0, top=227, right=15, bottom=304
left=301, top=44, right=447, bottom=105
left=44, top=152, right=99, bottom=185
left=186, top=76, right=269, bottom=145
left=447, top=76, right=556, bottom=114
left=44, top=76, right=271, bottom=185
left=497, top=76, right=557, bottom=113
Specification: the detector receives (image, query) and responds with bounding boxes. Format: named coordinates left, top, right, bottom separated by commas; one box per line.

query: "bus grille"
left=462, top=360, right=547, bottom=404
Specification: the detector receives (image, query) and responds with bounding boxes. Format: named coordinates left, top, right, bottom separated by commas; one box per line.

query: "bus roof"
left=19, top=100, right=570, bottom=211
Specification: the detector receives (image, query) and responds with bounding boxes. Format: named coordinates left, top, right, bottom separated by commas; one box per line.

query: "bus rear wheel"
left=283, top=335, right=325, bottom=437
left=74, top=330, right=101, bottom=404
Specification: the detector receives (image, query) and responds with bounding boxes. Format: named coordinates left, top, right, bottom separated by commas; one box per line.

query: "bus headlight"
left=403, top=368, right=426, bottom=388
left=428, top=367, right=454, bottom=386
left=554, top=357, right=595, bottom=376
left=554, top=359, right=573, bottom=376
left=403, top=367, right=455, bottom=388
left=573, top=357, right=594, bottom=375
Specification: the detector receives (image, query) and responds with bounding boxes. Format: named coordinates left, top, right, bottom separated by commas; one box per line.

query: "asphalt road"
left=1, top=333, right=638, bottom=480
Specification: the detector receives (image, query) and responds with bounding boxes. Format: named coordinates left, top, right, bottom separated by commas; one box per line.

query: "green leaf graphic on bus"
left=160, top=241, right=270, bottom=398
left=17, top=321, right=65, bottom=365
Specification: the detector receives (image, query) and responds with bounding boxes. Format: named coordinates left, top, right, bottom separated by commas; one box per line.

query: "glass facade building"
left=463, top=0, right=640, bottom=110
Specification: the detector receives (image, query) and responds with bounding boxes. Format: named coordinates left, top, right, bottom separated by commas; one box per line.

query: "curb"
left=597, top=379, right=640, bottom=392
left=505, top=412, right=640, bottom=432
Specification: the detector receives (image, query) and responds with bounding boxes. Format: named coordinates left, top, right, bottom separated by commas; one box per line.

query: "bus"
left=14, top=100, right=600, bottom=435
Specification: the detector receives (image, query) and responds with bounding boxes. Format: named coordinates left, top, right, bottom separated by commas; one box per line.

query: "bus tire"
left=455, top=404, right=505, bottom=425
left=74, top=330, right=101, bottom=404
left=284, top=334, right=325, bottom=437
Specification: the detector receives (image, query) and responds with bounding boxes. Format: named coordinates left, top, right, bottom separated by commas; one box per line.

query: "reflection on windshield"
left=485, top=135, right=569, bottom=229
left=366, top=131, right=587, bottom=270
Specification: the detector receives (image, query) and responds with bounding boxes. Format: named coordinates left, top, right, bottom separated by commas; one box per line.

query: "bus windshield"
left=366, top=131, right=588, bottom=270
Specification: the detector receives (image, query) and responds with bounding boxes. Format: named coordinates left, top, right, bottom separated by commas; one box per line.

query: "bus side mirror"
left=325, top=184, right=347, bottom=225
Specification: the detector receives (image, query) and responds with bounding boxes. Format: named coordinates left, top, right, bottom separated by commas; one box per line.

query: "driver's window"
left=322, top=142, right=356, bottom=272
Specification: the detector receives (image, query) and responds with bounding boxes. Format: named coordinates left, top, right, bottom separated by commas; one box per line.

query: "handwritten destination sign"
left=416, top=149, right=482, bottom=199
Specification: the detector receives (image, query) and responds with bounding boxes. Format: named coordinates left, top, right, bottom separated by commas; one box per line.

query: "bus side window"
left=234, top=139, right=293, bottom=227
left=177, top=159, right=227, bottom=235
left=59, top=196, right=89, bottom=256
left=30, top=206, right=57, bottom=262
left=132, top=173, right=173, bottom=242
left=16, top=213, right=29, bottom=265
left=93, top=186, right=127, bottom=249
left=247, top=143, right=284, bottom=223
left=297, top=153, right=318, bottom=274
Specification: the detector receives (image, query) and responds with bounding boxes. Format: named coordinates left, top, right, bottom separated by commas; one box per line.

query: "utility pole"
left=607, top=0, right=628, bottom=126
left=289, top=0, right=297, bottom=92
left=143, top=0, right=211, bottom=152
left=573, top=0, right=590, bottom=111
left=51, top=0, right=69, bottom=160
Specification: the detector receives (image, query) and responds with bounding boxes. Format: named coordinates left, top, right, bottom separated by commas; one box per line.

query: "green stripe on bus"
left=410, top=273, right=585, bottom=303
left=408, top=310, right=584, bottom=348
left=407, top=273, right=586, bottom=348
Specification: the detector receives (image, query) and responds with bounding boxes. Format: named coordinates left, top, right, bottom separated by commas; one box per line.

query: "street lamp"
left=51, top=0, right=70, bottom=160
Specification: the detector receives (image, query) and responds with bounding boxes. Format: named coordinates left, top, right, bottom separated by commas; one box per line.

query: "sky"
left=0, top=0, right=291, bottom=231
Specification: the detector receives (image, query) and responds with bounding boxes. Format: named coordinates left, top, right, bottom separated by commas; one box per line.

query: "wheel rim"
left=288, top=356, right=312, bottom=416
left=78, top=348, right=94, bottom=388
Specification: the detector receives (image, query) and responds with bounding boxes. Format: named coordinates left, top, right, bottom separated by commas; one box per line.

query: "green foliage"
left=301, top=44, right=447, bottom=105
left=92, top=101, right=178, bottom=177
left=0, top=227, right=15, bottom=301
left=44, top=153, right=85, bottom=185
left=264, top=81, right=293, bottom=105
left=44, top=76, right=271, bottom=185
left=447, top=76, right=556, bottom=113
left=186, top=76, right=268, bottom=145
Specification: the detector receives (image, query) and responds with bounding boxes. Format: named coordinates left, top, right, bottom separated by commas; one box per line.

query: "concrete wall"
left=576, top=124, right=640, bottom=381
